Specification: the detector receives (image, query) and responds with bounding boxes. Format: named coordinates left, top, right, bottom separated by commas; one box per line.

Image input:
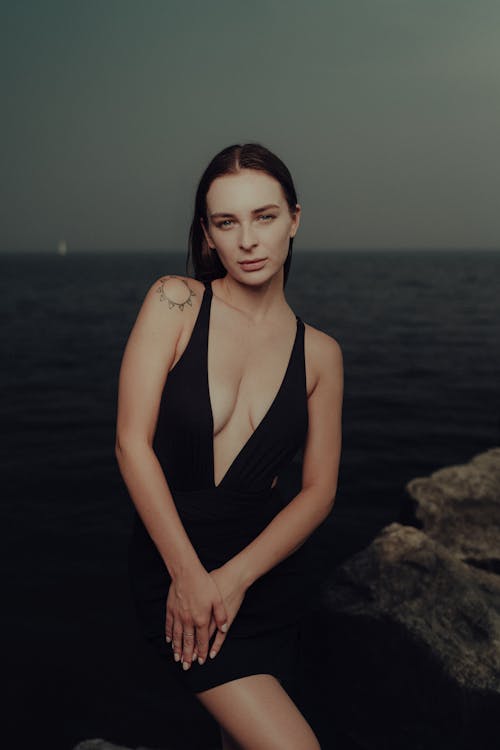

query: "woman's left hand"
left=192, top=563, right=247, bottom=662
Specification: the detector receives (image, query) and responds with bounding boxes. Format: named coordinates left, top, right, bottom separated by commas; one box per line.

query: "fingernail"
left=221, top=623, right=228, bottom=632
left=198, top=657, right=204, bottom=665
left=210, top=649, right=216, bottom=659
left=183, top=661, right=190, bottom=670
left=166, top=636, right=171, bottom=643
left=174, top=652, right=180, bottom=662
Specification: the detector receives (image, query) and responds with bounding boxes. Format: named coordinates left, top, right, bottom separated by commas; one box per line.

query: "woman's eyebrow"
left=210, top=203, right=280, bottom=219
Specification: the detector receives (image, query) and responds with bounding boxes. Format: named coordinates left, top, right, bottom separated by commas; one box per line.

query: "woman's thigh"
left=195, top=673, right=321, bottom=750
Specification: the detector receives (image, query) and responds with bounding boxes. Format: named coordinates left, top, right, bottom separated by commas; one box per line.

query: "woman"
left=115, top=143, right=343, bottom=749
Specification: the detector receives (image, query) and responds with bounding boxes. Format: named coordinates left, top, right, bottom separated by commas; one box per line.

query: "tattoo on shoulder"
left=156, top=276, right=196, bottom=310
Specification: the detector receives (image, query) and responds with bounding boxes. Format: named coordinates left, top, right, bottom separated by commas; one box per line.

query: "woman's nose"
left=239, top=222, right=258, bottom=249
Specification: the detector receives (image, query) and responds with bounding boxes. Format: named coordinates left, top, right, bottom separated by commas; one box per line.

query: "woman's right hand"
left=165, top=564, right=228, bottom=670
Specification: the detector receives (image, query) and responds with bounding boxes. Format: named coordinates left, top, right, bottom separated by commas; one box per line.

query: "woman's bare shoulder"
left=130, top=275, right=205, bottom=351
left=137, top=274, right=204, bottom=322
left=303, top=321, right=343, bottom=393
left=303, top=320, right=342, bottom=358
left=146, top=274, right=204, bottom=308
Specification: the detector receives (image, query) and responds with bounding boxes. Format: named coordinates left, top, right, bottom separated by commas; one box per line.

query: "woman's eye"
left=216, top=215, right=275, bottom=228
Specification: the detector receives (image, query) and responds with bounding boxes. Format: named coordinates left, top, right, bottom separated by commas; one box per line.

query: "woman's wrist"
left=222, top=555, right=254, bottom=591
left=168, top=553, right=205, bottom=582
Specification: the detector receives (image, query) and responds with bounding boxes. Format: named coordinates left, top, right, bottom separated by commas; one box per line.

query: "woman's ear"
left=290, top=204, right=301, bottom=238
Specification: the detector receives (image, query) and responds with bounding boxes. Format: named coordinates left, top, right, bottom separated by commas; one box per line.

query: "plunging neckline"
left=206, top=280, right=300, bottom=490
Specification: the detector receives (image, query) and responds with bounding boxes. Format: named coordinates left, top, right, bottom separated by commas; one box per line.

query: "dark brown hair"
left=186, top=143, right=299, bottom=287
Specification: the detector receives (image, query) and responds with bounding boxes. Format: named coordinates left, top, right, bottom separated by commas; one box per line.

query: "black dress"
left=127, top=278, right=315, bottom=693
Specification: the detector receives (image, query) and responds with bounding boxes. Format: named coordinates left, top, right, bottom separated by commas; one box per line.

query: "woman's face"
left=201, top=169, right=301, bottom=283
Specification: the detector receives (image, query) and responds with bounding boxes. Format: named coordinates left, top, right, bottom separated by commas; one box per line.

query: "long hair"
left=186, top=143, right=299, bottom=288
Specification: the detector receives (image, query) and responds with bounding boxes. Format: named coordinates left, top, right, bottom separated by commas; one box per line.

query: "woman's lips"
left=239, top=258, right=267, bottom=271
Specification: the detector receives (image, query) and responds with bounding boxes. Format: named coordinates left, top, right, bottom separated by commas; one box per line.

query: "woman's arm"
left=115, top=275, right=200, bottom=575
left=221, top=331, right=343, bottom=590
left=115, top=275, right=228, bottom=668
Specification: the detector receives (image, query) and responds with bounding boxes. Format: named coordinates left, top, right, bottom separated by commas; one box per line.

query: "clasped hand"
left=165, top=562, right=246, bottom=670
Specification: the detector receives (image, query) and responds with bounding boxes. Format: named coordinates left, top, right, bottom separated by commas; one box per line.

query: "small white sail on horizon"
left=57, top=240, right=68, bottom=256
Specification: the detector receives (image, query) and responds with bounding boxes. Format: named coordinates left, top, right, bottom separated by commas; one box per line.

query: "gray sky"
left=1, top=0, right=499, bottom=251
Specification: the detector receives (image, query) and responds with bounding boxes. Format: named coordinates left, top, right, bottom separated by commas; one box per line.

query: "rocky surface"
left=304, top=447, right=500, bottom=750
left=324, top=522, right=500, bottom=692
left=403, top=446, right=500, bottom=573
left=73, top=741, right=173, bottom=750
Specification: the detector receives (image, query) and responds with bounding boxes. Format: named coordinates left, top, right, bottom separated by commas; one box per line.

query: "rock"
left=404, top=447, right=500, bottom=573
left=311, top=521, right=500, bottom=750
left=72, top=740, right=161, bottom=750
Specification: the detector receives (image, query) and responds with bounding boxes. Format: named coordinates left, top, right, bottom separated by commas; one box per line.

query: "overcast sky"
left=1, top=0, right=499, bottom=252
